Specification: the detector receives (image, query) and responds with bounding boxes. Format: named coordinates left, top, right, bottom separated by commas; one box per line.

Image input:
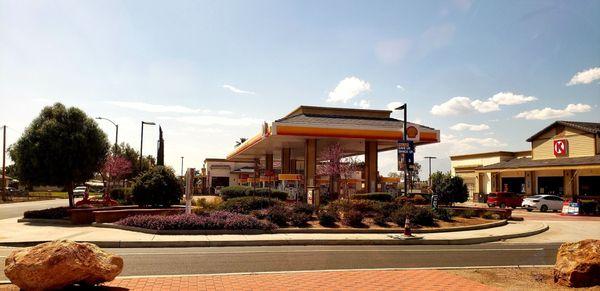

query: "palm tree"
left=234, top=137, right=248, bottom=148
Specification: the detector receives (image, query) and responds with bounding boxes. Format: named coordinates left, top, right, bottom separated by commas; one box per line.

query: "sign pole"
left=185, top=168, right=195, bottom=214
left=402, top=104, right=408, bottom=197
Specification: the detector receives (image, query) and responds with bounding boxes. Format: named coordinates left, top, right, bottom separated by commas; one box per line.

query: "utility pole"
left=1, top=125, right=6, bottom=201
left=180, top=156, right=184, bottom=177
left=140, top=121, right=156, bottom=172
left=424, top=156, right=437, bottom=187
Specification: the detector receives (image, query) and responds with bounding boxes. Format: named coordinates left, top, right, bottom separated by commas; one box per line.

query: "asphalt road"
left=0, top=199, right=71, bottom=220
left=0, top=243, right=559, bottom=281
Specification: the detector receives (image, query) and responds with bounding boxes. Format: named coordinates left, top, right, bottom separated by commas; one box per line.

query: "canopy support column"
left=281, top=148, right=291, bottom=174
left=365, top=140, right=378, bottom=193
left=304, top=139, right=318, bottom=206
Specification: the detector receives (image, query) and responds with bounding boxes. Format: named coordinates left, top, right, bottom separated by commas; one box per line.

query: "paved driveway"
left=0, top=199, right=71, bottom=220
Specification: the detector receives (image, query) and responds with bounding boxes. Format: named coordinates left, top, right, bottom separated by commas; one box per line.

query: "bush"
left=318, top=210, right=338, bottom=227
left=480, top=211, right=494, bottom=219
left=220, top=186, right=288, bottom=201
left=342, top=210, right=364, bottom=227
left=266, top=205, right=291, bottom=227
left=250, top=209, right=268, bottom=219
left=373, top=213, right=388, bottom=226
left=349, top=200, right=381, bottom=215
left=290, top=212, right=311, bottom=227
left=109, top=187, right=132, bottom=200
left=220, top=186, right=249, bottom=200
left=291, top=202, right=315, bottom=215
left=219, top=197, right=281, bottom=214
left=350, top=192, right=393, bottom=202
left=460, top=209, right=477, bottom=218
left=377, top=202, right=399, bottom=217
left=434, top=208, right=453, bottom=222
left=193, top=197, right=222, bottom=211
left=391, top=205, right=435, bottom=227
left=412, top=195, right=428, bottom=205
left=116, top=212, right=276, bottom=231
left=23, top=207, right=69, bottom=219
left=132, top=166, right=182, bottom=207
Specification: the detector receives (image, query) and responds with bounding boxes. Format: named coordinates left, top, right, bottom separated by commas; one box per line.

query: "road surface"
left=0, top=199, right=70, bottom=220
left=0, top=243, right=559, bottom=281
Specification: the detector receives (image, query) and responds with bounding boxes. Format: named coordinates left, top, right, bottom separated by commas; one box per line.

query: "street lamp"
left=395, top=103, right=408, bottom=196
left=181, top=156, right=184, bottom=177
left=96, top=117, right=119, bottom=149
left=424, top=156, right=437, bottom=187
left=140, top=121, right=156, bottom=172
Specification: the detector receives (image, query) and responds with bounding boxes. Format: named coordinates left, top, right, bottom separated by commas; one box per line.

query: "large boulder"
left=4, top=240, right=123, bottom=290
left=553, top=239, right=600, bottom=287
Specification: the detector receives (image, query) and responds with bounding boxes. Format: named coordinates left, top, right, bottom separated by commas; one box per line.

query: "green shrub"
left=23, top=207, right=69, bottom=219
left=318, top=210, right=338, bottom=227
left=434, top=208, right=454, bottom=222
left=377, top=202, right=399, bottom=217
left=349, top=200, right=381, bottom=215
left=342, top=210, right=364, bottom=227
left=350, top=192, right=393, bottom=202
left=109, top=187, right=132, bottom=200
left=391, top=204, right=414, bottom=227
left=266, top=205, right=291, bottom=227
left=132, top=166, right=182, bottom=207
left=290, top=212, right=311, bottom=227
left=193, top=197, right=222, bottom=211
left=412, top=195, right=428, bottom=205
left=413, top=207, right=435, bottom=226
left=219, top=197, right=282, bottom=214
left=220, top=186, right=288, bottom=201
left=481, top=211, right=495, bottom=219
left=327, top=199, right=353, bottom=213
left=373, top=213, right=388, bottom=226
left=460, top=209, right=477, bottom=218
left=250, top=209, right=268, bottom=219
left=220, top=186, right=250, bottom=200
left=292, top=202, right=315, bottom=215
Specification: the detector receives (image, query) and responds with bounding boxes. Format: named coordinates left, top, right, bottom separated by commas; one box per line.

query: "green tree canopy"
left=430, top=171, right=469, bottom=205
left=9, top=103, right=109, bottom=207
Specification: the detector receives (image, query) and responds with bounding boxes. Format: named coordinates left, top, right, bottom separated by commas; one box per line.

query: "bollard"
left=404, top=217, right=412, bottom=237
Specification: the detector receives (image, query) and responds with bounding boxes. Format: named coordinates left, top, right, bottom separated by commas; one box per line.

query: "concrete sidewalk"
left=0, top=217, right=548, bottom=247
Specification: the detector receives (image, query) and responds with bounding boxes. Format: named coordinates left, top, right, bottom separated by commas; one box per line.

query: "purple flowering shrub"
left=116, top=211, right=277, bottom=231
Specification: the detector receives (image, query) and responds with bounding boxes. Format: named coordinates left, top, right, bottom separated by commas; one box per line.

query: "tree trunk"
left=67, top=181, right=74, bottom=207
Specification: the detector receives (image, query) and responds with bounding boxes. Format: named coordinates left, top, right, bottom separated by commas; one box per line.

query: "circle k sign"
left=553, top=139, right=568, bottom=157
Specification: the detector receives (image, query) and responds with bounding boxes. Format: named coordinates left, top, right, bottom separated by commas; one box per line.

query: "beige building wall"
left=532, top=128, right=596, bottom=160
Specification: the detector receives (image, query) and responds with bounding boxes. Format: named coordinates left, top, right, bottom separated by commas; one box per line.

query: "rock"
left=553, top=239, right=600, bottom=287
left=4, top=240, right=123, bottom=290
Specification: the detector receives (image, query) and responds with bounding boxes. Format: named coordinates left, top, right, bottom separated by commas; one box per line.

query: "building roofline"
left=283, top=105, right=393, bottom=119
left=204, top=158, right=255, bottom=163
left=526, top=120, right=600, bottom=142
left=450, top=150, right=531, bottom=161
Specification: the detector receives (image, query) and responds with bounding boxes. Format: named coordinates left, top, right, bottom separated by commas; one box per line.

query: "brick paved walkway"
left=0, top=269, right=498, bottom=290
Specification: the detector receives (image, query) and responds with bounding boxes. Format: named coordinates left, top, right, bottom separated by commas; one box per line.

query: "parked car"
left=73, top=186, right=88, bottom=197
left=522, top=195, right=564, bottom=212
left=487, top=192, right=523, bottom=208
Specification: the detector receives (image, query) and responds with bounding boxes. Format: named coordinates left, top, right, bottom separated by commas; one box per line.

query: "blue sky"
left=1, top=0, right=599, bottom=177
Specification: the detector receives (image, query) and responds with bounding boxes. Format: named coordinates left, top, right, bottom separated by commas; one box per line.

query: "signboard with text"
left=397, top=141, right=415, bottom=171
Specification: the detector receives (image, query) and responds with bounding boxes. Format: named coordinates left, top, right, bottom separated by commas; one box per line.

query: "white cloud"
left=567, top=67, right=600, bottom=86
left=107, top=101, right=209, bottom=114
left=355, top=99, right=371, bottom=109
left=327, top=76, right=371, bottom=103
left=222, top=84, right=257, bottom=95
left=162, top=115, right=263, bottom=127
left=431, top=91, right=537, bottom=116
left=374, top=39, right=412, bottom=64
left=396, top=85, right=405, bottom=91
left=430, top=96, right=475, bottom=116
left=490, top=92, right=537, bottom=105
left=515, top=103, right=592, bottom=120
left=450, top=123, right=490, bottom=131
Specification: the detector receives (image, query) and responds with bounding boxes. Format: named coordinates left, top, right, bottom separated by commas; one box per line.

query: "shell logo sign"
left=406, top=125, right=419, bottom=140
left=553, top=139, right=568, bottom=157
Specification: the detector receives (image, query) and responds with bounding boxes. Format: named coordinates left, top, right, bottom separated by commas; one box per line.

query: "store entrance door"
left=538, top=176, right=563, bottom=196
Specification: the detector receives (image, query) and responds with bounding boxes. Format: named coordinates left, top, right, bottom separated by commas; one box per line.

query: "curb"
left=91, top=219, right=508, bottom=235
left=17, top=218, right=72, bottom=225
left=0, top=223, right=548, bottom=248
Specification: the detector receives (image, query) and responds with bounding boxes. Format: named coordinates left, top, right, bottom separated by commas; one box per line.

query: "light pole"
left=180, top=156, right=184, bottom=177
left=1, top=125, right=6, bottom=201
left=395, top=104, right=408, bottom=197
left=140, top=121, right=156, bottom=172
left=96, top=117, right=119, bottom=149
left=424, top=156, right=437, bottom=187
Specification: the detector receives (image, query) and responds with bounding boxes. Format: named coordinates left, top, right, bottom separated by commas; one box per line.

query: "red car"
left=487, top=192, right=523, bottom=208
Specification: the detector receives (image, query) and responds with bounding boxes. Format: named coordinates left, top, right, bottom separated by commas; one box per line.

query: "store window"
left=538, top=176, right=563, bottom=196
left=501, top=177, right=525, bottom=194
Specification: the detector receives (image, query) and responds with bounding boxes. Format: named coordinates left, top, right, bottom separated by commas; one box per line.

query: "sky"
left=1, top=0, right=599, bottom=179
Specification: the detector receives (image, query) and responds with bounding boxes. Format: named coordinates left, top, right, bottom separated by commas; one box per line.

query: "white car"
left=73, top=186, right=88, bottom=197
left=522, top=195, right=564, bottom=212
